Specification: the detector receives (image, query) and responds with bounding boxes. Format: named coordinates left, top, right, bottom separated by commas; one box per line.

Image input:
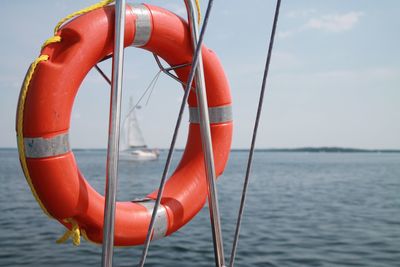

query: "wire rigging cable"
left=94, top=55, right=193, bottom=118
left=138, top=0, right=216, bottom=265
left=229, top=0, right=282, bottom=266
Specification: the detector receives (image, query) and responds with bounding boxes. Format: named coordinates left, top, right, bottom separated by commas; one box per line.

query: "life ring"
left=16, top=4, right=232, bottom=246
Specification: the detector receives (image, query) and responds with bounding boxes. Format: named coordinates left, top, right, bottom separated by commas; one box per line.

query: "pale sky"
left=1, top=0, right=399, bottom=149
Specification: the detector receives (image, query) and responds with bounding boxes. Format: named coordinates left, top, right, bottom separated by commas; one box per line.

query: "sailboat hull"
left=119, top=149, right=159, bottom=161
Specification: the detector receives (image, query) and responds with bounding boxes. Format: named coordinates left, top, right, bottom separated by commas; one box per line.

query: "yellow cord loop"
left=16, top=0, right=116, bottom=245
left=19, top=0, right=198, bottom=248
left=53, top=0, right=115, bottom=34
left=18, top=0, right=117, bottom=218
left=16, top=54, right=51, bottom=217
left=195, top=0, right=201, bottom=24
left=41, top=36, right=62, bottom=50
left=56, top=219, right=81, bottom=246
left=47, top=0, right=115, bottom=49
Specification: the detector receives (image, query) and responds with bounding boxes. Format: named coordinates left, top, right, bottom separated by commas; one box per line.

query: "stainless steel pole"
left=138, top=2, right=216, bottom=265
left=101, top=1, right=126, bottom=266
left=186, top=1, right=225, bottom=266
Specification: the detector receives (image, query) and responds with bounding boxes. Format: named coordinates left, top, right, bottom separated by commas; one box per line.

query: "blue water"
left=0, top=149, right=399, bottom=266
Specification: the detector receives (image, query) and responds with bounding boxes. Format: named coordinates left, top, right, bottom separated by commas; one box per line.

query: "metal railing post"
left=186, top=1, right=225, bottom=266
left=101, top=0, right=126, bottom=266
left=138, top=1, right=217, bottom=265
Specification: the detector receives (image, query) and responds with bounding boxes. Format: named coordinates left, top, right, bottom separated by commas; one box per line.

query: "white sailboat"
left=120, top=98, right=159, bottom=161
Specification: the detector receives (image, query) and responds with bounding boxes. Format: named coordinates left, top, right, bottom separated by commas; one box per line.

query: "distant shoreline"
left=1, top=147, right=400, bottom=153
left=230, top=147, right=400, bottom=153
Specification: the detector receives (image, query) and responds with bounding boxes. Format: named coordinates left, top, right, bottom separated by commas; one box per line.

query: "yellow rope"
left=16, top=0, right=115, bottom=245
left=16, top=55, right=51, bottom=216
left=19, top=0, right=197, bottom=247
left=41, top=36, right=62, bottom=50
left=53, top=0, right=115, bottom=34
left=56, top=219, right=81, bottom=246
left=195, top=0, right=201, bottom=24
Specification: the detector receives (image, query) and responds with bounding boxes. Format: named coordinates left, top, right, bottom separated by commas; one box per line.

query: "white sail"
left=125, top=97, right=146, bottom=148
left=127, top=108, right=146, bottom=148
left=120, top=97, right=159, bottom=161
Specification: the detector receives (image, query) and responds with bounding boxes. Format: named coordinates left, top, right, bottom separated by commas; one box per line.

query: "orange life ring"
left=17, top=4, right=232, bottom=246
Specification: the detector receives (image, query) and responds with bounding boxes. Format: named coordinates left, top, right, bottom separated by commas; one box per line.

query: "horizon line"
left=1, top=146, right=400, bottom=152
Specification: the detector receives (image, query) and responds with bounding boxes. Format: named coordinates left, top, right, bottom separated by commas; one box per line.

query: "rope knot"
left=56, top=218, right=81, bottom=246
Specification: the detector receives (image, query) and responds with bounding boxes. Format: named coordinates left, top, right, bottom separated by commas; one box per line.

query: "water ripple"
left=1, top=150, right=399, bottom=266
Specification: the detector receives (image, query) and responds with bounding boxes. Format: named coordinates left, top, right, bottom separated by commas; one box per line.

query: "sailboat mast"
left=127, top=97, right=133, bottom=147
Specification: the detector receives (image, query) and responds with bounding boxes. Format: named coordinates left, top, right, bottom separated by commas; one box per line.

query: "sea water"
left=0, top=149, right=399, bottom=266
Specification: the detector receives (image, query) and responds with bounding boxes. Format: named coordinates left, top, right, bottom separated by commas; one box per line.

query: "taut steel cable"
left=138, top=0, right=216, bottom=265
left=229, top=0, right=282, bottom=266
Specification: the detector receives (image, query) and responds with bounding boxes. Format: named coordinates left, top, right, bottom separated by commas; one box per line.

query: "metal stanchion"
left=138, top=1, right=217, bottom=265
left=186, top=1, right=225, bottom=266
left=101, top=0, right=126, bottom=266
